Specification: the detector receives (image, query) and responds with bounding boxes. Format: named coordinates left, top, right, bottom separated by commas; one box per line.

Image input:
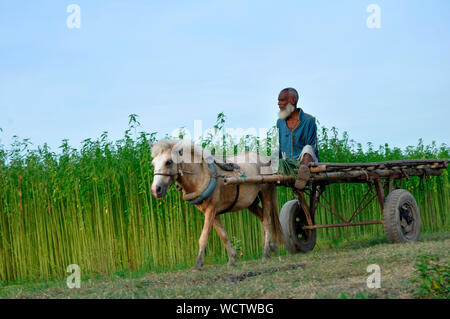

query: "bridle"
left=153, top=162, right=194, bottom=179
left=153, top=171, right=178, bottom=177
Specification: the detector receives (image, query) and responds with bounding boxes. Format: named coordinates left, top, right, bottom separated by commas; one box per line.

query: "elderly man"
left=276, top=87, right=320, bottom=189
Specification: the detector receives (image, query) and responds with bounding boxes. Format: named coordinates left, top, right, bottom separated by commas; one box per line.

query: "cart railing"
left=223, top=158, right=449, bottom=186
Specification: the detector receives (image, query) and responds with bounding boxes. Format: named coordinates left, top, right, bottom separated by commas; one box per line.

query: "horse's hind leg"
left=213, top=217, right=236, bottom=267
left=248, top=197, right=263, bottom=223
left=248, top=193, right=277, bottom=256
left=260, top=186, right=274, bottom=260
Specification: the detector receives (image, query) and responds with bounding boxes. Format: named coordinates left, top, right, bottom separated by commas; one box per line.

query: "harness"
left=154, top=156, right=243, bottom=214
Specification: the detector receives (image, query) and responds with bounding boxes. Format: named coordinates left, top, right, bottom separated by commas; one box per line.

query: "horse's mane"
left=151, top=139, right=205, bottom=160
left=151, top=139, right=178, bottom=158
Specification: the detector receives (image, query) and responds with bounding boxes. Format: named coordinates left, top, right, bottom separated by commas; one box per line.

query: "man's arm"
left=306, top=118, right=319, bottom=156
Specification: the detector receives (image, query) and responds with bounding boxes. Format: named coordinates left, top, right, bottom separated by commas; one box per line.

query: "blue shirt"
left=276, top=108, right=320, bottom=161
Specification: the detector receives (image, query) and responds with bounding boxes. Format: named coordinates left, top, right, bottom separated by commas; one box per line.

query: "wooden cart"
left=223, top=159, right=449, bottom=253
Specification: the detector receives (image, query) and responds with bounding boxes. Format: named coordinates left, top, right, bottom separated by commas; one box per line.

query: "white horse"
left=150, top=139, right=283, bottom=270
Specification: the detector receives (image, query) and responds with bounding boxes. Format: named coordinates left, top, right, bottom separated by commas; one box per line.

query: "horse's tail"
left=269, top=185, right=283, bottom=245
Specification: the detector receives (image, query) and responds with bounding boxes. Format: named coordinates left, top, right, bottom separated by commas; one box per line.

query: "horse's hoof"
left=192, top=265, right=203, bottom=271
left=227, top=261, right=237, bottom=267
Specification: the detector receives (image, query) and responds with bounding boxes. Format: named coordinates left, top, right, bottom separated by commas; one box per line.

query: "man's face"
left=278, top=91, right=296, bottom=119
left=278, top=91, right=290, bottom=110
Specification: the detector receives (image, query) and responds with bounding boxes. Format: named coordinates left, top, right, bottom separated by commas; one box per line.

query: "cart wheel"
left=383, top=189, right=420, bottom=243
left=280, top=200, right=316, bottom=253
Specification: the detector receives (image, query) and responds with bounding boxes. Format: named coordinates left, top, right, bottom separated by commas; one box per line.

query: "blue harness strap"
left=187, top=156, right=218, bottom=205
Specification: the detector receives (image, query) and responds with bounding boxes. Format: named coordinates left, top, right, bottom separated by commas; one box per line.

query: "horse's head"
left=150, top=140, right=183, bottom=199
left=151, top=139, right=208, bottom=198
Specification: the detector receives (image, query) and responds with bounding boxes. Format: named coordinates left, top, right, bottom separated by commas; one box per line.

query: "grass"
left=0, top=113, right=448, bottom=283
left=411, top=253, right=449, bottom=299
left=1, top=232, right=448, bottom=299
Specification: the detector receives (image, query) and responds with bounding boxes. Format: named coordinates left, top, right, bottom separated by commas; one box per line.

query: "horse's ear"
left=149, top=140, right=154, bottom=148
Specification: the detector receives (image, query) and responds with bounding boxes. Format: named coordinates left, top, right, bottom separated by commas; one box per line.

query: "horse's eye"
left=166, top=160, right=173, bottom=166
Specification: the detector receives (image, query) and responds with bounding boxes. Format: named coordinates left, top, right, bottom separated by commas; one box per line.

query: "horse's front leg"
left=193, top=208, right=216, bottom=270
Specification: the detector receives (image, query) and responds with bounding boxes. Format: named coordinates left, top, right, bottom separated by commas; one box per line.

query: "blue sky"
left=0, top=0, right=449, bottom=152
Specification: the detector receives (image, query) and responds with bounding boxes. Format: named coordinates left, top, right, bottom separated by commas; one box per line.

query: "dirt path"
left=1, top=232, right=449, bottom=299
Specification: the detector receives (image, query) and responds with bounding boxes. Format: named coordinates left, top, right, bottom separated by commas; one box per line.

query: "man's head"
left=278, top=88, right=299, bottom=119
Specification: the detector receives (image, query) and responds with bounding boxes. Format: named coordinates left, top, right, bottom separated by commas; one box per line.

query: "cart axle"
left=303, top=220, right=384, bottom=229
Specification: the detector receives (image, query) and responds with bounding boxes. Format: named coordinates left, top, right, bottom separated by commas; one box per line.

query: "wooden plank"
left=310, top=158, right=449, bottom=169
left=223, top=167, right=443, bottom=186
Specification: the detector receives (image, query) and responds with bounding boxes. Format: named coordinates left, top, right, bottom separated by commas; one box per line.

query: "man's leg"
left=295, top=145, right=317, bottom=189
left=300, top=153, right=313, bottom=166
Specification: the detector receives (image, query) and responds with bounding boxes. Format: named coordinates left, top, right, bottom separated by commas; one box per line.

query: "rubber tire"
left=383, top=189, right=420, bottom=243
left=280, top=200, right=317, bottom=254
